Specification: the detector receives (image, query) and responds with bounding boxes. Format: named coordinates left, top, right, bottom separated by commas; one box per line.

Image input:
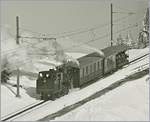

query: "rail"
left=1, top=53, right=149, bottom=121
left=1, top=101, right=47, bottom=121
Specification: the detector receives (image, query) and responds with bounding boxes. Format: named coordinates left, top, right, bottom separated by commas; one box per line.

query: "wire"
left=2, top=22, right=140, bottom=57
left=25, top=23, right=138, bottom=54
left=18, top=15, right=131, bottom=40
left=114, top=4, right=136, bottom=14
left=63, top=23, right=138, bottom=51
left=1, top=23, right=139, bottom=72
left=2, top=17, right=142, bottom=57
left=19, top=27, right=44, bottom=36
left=22, top=40, right=55, bottom=52
left=19, top=15, right=133, bottom=39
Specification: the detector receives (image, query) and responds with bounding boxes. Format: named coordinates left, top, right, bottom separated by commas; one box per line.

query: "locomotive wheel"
left=55, top=92, right=60, bottom=98
left=64, top=88, right=69, bottom=95
left=60, top=90, right=65, bottom=96
left=51, top=93, right=56, bottom=100
left=41, top=95, right=43, bottom=100
left=41, top=93, right=48, bottom=100
left=45, top=94, right=49, bottom=100
left=57, top=92, right=62, bottom=98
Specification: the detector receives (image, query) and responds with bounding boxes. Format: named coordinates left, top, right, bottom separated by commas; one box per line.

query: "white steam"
left=52, top=40, right=80, bottom=67
left=80, top=44, right=104, bottom=57
left=1, top=26, right=36, bottom=72
left=56, top=37, right=104, bottom=57
left=1, top=25, right=104, bottom=74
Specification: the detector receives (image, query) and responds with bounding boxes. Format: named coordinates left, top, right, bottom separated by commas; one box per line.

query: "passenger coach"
left=36, top=44, right=129, bottom=100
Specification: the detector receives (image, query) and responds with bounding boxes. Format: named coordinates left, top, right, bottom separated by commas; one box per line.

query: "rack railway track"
left=1, top=101, right=47, bottom=121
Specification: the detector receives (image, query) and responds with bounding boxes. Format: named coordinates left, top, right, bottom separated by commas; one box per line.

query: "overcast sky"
left=1, top=0, right=149, bottom=49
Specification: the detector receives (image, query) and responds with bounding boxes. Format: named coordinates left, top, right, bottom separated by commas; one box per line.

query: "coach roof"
left=77, top=52, right=103, bottom=66
left=77, top=44, right=128, bottom=66
left=102, top=44, right=129, bottom=57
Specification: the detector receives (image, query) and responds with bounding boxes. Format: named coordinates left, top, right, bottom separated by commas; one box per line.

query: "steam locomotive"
left=36, top=44, right=129, bottom=100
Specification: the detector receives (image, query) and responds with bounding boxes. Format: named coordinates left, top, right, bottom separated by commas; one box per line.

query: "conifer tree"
left=117, top=34, right=124, bottom=45
left=138, top=8, right=149, bottom=48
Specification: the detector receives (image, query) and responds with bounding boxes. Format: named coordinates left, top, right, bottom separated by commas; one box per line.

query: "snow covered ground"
left=54, top=75, right=149, bottom=121
left=2, top=47, right=148, bottom=121
left=1, top=77, right=41, bottom=118
left=127, top=47, right=149, bottom=61
left=1, top=26, right=149, bottom=120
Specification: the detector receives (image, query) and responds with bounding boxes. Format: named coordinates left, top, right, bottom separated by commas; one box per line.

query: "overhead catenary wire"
left=113, top=4, right=146, bottom=15
left=113, top=4, right=145, bottom=15
left=20, top=15, right=143, bottom=43
left=2, top=16, right=143, bottom=56
left=64, top=23, right=138, bottom=51
left=65, top=23, right=137, bottom=51
left=21, top=19, right=141, bottom=44
left=55, top=15, right=133, bottom=38
left=2, top=39, right=56, bottom=57
left=1, top=23, right=140, bottom=72
left=2, top=20, right=141, bottom=57
left=22, top=22, right=139, bottom=55
left=19, top=14, right=133, bottom=39
left=18, top=4, right=142, bottom=38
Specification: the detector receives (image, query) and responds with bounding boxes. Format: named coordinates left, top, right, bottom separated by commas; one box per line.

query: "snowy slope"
left=1, top=26, right=149, bottom=121
left=1, top=82, right=40, bottom=118
left=54, top=75, right=149, bottom=121
left=8, top=52, right=149, bottom=121
left=127, top=47, right=149, bottom=61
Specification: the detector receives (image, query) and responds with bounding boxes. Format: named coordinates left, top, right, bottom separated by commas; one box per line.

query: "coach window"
left=84, top=66, right=87, bottom=76
left=95, top=62, right=97, bottom=71
left=90, top=64, right=92, bottom=73
left=80, top=69, right=82, bottom=78
left=100, top=60, right=102, bottom=69
left=94, top=63, right=96, bottom=72
left=82, top=68, right=85, bottom=77
left=97, top=61, right=99, bottom=70
left=86, top=66, right=88, bottom=75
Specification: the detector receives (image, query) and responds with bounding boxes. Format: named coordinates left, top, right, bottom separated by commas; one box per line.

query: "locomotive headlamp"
left=46, top=74, right=49, bottom=77
left=39, top=73, right=43, bottom=77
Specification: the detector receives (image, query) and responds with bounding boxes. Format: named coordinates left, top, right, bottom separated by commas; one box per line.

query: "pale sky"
left=0, top=0, right=149, bottom=49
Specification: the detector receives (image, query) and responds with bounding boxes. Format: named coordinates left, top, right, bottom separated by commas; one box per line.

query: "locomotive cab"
left=36, top=68, right=66, bottom=100
left=36, top=69, right=63, bottom=100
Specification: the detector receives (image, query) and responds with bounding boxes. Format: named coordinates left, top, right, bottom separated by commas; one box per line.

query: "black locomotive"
left=36, top=44, right=129, bottom=100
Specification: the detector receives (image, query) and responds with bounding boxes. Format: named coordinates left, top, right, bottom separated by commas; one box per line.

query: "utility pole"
left=16, top=16, right=20, bottom=97
left=111, top=3, right=113, bottom=46
left=16, top=16, right=19, bottom=44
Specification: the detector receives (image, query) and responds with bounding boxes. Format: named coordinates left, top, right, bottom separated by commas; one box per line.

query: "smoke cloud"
left=52, top=39, right=80, bottom=68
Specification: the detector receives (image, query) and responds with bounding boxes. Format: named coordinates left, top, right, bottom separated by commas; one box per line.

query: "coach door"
left=71, top=68, right=80, bottom=88
left=54, top=72, right=63, bottom=91
left=68, top=67, right=79, bottom=89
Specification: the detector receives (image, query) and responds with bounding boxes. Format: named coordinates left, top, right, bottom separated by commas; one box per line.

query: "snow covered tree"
left=116, top=34, right=125, bottom=45
left=1, top=69, right=11, bottom=83
left=143, top=8, right=149, bottom=32
left=125, top=32, right=134, bottom=48
left=138, top=8, right=149, bottom=48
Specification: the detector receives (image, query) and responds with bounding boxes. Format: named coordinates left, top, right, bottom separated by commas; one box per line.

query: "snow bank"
left=54, top=75, right=149, bottom=121
left=127, top=47, right=149, bottom=61
left=1, top=83, right=40, bottom=118
left=10, top=54, right=149, bottom=121
left=1, top=25, right=149, bottom=121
